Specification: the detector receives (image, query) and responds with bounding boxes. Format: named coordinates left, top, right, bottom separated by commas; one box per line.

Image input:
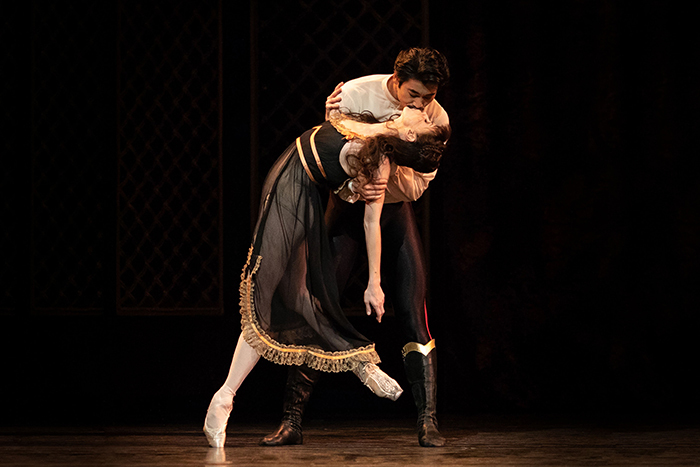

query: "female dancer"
left=203, top=108, right=450, bottom=447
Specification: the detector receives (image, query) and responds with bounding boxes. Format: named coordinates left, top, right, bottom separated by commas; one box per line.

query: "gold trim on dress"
left=296, top=136, right=317, bottom=183
left=239, top=245, right=380, bottom=372
left=328, top=111, right=365, bottom=140
left=402, top=339, right=436, bottom=358
left=309, top=125, right=328, bottom=179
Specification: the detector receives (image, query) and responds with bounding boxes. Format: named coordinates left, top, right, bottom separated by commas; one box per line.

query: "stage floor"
left=1, top=416, right=698, bottom=466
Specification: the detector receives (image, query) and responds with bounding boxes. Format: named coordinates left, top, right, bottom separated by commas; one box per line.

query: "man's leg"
left=259, top=364, right=321, bottom=446
left=383, top=202, right=446, bottom=447
left=260, top=195, right=363, bottom=446
left=403, top=339, right=445, bottom=447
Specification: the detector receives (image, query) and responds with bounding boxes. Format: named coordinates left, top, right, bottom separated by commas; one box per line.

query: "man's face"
left=395, top=78, right=438, bottom=111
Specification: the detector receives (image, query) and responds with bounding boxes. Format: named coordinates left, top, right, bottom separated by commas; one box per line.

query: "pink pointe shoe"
left=203, top=387, right=234, bottom=448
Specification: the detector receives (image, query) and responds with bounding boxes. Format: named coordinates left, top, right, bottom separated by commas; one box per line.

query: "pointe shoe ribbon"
left=353, top=362, right=403, bottom=401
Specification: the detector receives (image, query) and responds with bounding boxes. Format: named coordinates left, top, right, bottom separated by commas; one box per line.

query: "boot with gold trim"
left=402, top=339, right=446, bottom=447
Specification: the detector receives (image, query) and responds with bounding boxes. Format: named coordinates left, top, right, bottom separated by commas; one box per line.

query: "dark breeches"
left=325, top=194, right=431, bottom=345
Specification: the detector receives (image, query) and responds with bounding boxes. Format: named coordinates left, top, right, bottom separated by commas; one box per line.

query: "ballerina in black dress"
left=203, top=107, right=450, bottom=447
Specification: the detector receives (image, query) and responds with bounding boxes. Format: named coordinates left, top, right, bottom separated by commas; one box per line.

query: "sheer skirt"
left=239, top=143, right=380, bottom=372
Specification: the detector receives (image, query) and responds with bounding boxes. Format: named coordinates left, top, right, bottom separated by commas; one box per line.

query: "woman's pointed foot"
left=203, top=387, right=234, bottom=448
left=203, top=426, right=226, bottom=449
left=353, top=362, right=403, bottom=401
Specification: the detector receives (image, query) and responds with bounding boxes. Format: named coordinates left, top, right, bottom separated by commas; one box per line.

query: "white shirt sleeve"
left=384, top=165, right=437, bottom=203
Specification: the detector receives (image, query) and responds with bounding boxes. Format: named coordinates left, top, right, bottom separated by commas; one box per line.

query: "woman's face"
left=392, top=107, right=436, bottom=141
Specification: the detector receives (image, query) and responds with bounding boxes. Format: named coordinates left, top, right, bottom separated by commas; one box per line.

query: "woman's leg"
left=205, top=158, right=309, bottom=447
left=204, top=334, right=260, bottom=447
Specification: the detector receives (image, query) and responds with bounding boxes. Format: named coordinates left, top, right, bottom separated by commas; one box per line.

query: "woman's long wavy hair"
left=344, top=112, right=451, bottom=183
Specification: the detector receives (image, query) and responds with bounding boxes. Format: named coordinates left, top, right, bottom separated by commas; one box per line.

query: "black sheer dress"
left=239, top=121, right=380, bottom=372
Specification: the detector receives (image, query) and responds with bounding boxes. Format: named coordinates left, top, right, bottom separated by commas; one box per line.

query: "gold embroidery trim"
left=309, top=125, right=328, bottom=179
left=246, top=307, right=376, bottom=360
left=328, top=112, right=365, bottom=141
left=296, top=136, right=317, bottom=184
left=402, top=339, right=436, bottom=358
left=238, top=245, right=380, bottom=372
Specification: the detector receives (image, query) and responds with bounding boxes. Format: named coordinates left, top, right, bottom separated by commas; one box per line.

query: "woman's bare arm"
left=363, top=158, right=391, bottom=322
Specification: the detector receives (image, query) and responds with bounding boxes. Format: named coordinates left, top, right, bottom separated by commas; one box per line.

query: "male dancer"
left=260, top=48, right=450, bottom=448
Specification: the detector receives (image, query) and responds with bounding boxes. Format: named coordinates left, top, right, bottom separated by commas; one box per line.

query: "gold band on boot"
left=402, top=339, right=436, bottom=358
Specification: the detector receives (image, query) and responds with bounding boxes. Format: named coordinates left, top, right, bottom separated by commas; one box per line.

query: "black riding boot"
left=259, top=365, right=320, bottom=446
left=403, top=339, right=446, bottom=447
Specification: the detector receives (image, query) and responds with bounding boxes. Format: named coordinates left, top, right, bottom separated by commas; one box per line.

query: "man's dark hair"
left=394, top=48, right=450, bottom=87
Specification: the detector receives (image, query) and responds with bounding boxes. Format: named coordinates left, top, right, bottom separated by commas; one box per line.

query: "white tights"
left=204, top=334, right=260, bottom=432
left=222, top=333, right=260, bottom=394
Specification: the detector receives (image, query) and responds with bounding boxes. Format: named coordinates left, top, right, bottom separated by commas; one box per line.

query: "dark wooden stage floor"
left=1, top=416, right=698, bottom=466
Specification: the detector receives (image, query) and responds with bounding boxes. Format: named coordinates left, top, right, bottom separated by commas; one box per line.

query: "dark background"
left=2, top=0, right=698, bottom=427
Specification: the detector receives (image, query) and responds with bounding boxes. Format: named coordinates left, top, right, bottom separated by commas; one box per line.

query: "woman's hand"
left=364, top=282, right=385, bottom=323
left=325, top=82, right=344, bottom=120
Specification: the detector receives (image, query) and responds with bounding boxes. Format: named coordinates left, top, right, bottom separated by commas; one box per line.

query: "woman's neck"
left=329, top=111, right=393, bottom=140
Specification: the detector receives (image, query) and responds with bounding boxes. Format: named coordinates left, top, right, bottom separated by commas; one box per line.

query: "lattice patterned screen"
left=29, top=2, right=112, bottom=314
left=252, top=0, right=428, bottom=313
left=10, top=1, right=423, bottom=316
left=253, top=0, right=426, bottom=177
left=117, top=1, right=223, bottom=315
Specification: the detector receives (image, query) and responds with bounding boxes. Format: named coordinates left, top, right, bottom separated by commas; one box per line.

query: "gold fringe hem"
left=239, top=246, right=381, bottom=373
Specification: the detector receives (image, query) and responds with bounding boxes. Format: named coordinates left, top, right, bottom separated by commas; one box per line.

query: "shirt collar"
left=382, top=75, right=401, bottom=108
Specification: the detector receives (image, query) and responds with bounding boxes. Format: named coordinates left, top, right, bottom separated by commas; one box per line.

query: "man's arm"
left=325, top=82, right=344, bottom=120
